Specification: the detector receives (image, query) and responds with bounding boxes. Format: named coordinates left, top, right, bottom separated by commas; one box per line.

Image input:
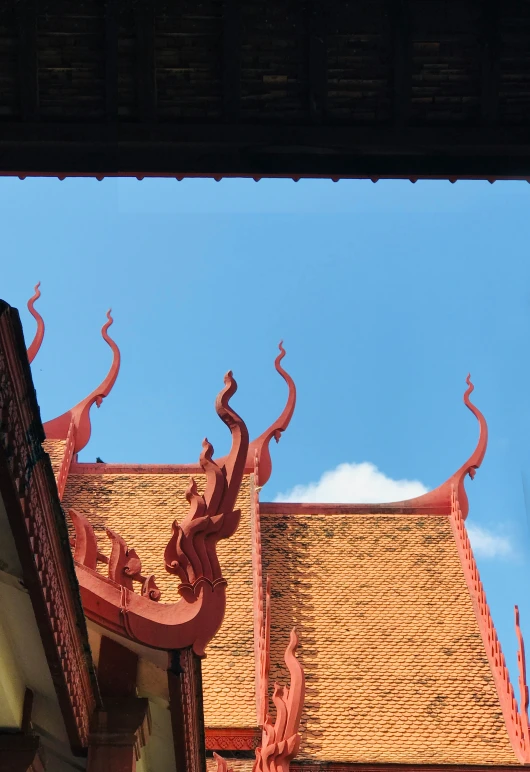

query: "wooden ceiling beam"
left=307, top=0, right=327, bottom=123
left=480, top=0, right=501, bottom=126
left=390, top=0, right=411, bottom=128
left=134, top=0, right=157, bottom=121
left=105, top=0, right=119, bottom=121
left=222, top=0, right=242, bottom=122
left=15, top=0, right=38, bottom=122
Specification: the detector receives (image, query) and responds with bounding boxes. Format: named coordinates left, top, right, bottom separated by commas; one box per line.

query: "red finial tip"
left=43, top=307, right=121, bottom=452
left=27, top=282, right=45, bottom=364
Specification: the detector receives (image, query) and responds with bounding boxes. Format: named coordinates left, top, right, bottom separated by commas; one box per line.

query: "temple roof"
left=261, top=510, right=516, bottom=765
left=29, top=288, right=530, bottom=767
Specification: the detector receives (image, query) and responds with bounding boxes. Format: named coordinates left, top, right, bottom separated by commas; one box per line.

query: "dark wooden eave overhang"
left=0, top=0, right=530, bottom=180
left=0, top=299, right=100, bottom=755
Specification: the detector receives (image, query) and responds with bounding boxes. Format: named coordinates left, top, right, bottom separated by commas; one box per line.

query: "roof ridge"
left=450, top=486, right=530, bottom=763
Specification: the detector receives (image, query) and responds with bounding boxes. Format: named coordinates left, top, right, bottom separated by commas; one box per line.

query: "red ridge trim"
left=290, top=766, right=527, bottom=772
left=515, top=606, right=530, bottom=754
left=26, top=282, right=44, bottom=364
left=70, top=462, right=204, bottom=474
left=450, top=488, right=529, bottom=763
left=252, top=451, right=267, bottom=724
left=261, top=503, right=449, bottom=516
left=56, top=418, right=76, bottom=500
left=43, top=309, right=121, bottom=453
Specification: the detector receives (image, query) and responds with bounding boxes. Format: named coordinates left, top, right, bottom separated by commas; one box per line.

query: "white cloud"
left=467, top=524, right=512, bottom=559
left=274, top=460, right=513, bottom=560
left=274, top=461, right=428, bottom=504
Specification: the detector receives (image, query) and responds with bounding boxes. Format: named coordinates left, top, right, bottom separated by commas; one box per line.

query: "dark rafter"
left=105, top=0, right=119, bottom=121
left=15, top=0, right=38, bottom=122
left=480, top=0, right=501, bottom=126
left=222, top=0, right=242, bottom=122
left=134, top=0, right=157, bottom=121
left=390, top=0, right=411, bottom=128
left=307, top=0, right=327, bottom=123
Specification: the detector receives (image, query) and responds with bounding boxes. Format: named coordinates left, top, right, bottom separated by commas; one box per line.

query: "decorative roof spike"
left=390, top=374, right=488, bottom=517
left=43, top=309, right=121, bottom=453
left=515, top=606, right=530, bottom=754
left=165, top=370, right=249, bottom=596
left=214, top=753, right=234, bottom=772
left=248, top=342, right=296, bottom=487
left=216, top=626, right=305, bottom=772
left=26, top=282, right=45, bottom=363
left=216, top=343, right=296, bottom=487
left=215, top=370, right=250, bottom=515
left=254, top=628, right=305, bottom=772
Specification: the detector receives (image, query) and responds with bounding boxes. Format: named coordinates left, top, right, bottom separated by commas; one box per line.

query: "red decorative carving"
left=44, top=310, right=121, bottom=453
left=515, top=606, right=530, bottom=753
left=450, top=488, right=530, bottom=763
left=70, top=510, right=162, bottom=601
left=26, top=282, right=44, bottom=364
left=216, top=343, right=296, bottom=487
left=71, top=370, right=249, bottom=656
left=256, top=628, right=305, bottom=772
left=216, top=628, right=305, bottom=772
left=205, top=728, right=260, bottom=751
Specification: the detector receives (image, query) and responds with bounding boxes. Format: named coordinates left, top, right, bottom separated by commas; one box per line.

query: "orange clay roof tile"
left=43, top=438, right=67, bottom=478
left=61, top=467, right=520, bottom=765
left=260, top=512, right=518, bottom=765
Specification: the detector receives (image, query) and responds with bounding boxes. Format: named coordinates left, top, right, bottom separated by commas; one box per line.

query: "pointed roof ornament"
left=26, top=282, right=45, bottom=363
left=43, top=310, right=121, bottom=453
left=216, top=342, right=296, bottom=487
left=515, top=606, right=530, bottom=755
left=393, top=374, right=487, bottom=517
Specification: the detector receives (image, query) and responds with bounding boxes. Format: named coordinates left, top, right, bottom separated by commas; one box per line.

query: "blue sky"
left=2, top=176, right=530, bottom=709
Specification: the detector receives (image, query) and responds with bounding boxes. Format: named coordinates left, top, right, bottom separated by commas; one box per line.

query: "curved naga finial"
left=43, top=310, right=121, bottom=453
left=164, top=370, right=249, bottom=601
left=70, top=371, right=249, bottom=656
left=26, top=282, right=45, bottom=363
left=380, top=374, right=488, bottom=517
left=216, top=626, right=305, bottom=772
left=215, top=342, right=296, bottom=488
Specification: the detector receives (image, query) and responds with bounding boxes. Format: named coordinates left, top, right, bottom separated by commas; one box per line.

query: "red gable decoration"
left=69, top=370, right=249, bottom=656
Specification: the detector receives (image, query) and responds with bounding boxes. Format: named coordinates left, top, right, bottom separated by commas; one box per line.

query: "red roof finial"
left=460, top=374, right=488, bottom=481
left=385, top=374, right=488, bottom=517
left=214, top=344, right=296, bottom=487
left=26, top=282, right=45, bottom=363
left=43, top=309, right=121, bottom=453
left=248, top=342, right=296, bottom=485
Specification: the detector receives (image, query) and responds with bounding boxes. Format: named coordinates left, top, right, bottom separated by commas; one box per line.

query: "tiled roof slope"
left=43, top=438, right=67, bottom=477
left=260, top=512, right=518, bottom=765
left=61, top=469, right=257, bottom=728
